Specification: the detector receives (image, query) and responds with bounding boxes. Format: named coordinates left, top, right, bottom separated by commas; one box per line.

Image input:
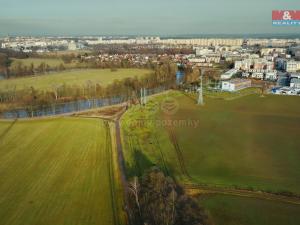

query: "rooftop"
left=226, top=78, right=251, bottom=84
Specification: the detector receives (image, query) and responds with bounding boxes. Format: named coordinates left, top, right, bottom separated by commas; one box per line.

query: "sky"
left=0, top=0, right=300, bottom=36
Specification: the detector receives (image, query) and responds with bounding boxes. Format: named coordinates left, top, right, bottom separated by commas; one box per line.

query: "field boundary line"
left=166, top=126, right=191, bottom=179
left=184, top=184, right=300, bottom=205
left=104, top=120, right=120, bottom=225
left=153, top=134, right=170, bottom=176
left=115, top=110, right=133, bottom=225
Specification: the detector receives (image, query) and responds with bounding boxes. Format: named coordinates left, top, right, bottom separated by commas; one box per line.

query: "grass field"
left=199, top=194, right=300, bottom=225
left=10, top=58, right=69, bottom=69
left=0, top=68, right=151, bottom=91
left=121, top=91, right=300, bottom=194
left=203, top=87, right=261, bottom=100
left=0, top=118, right=123, bottom=225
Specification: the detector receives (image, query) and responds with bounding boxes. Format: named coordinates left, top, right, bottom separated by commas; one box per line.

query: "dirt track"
left=104, top=120, right=119, bottom=225
left=185, top=184, right=300, bottom=205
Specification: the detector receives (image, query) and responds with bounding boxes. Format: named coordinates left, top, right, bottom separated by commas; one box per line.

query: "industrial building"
left=221, top=79, right=251, bottom=92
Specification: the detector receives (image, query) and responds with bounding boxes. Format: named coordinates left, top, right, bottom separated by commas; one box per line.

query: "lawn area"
left=203, top=87, right=261, bottom=100
left=121, top=91, right=300, bottom=194
left=0, top=117, right=123, bottom=225
left=199, top=194, right=300, bottom=225
left=0, top=68, right=151, bottom=91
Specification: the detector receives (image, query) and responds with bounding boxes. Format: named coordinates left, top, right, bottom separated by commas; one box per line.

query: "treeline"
left=93, top=44, right=194, bottom=55
left=8, top=61, right=66, bottom=78
left=127, top=167, right=211, bottom=225
left=0, top=61, right=176, bottom=112
left=3, top=54, right=160, bottom=78
left=182, top=66, right=221, bottom=84
left=0, top=53, right=12, bottom=77
left=1, top=47, right=182, bottom=78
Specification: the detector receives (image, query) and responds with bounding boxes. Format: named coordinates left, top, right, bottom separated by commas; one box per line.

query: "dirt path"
left=114, top=109, right=133, bottom=225
left=184, top=184, right=300, bottom=205
left=104, top=120, right=120, bottom=225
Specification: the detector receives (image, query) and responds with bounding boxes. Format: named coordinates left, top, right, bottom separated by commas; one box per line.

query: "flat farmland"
left=122, top=91, right=300, bottom=194
left=0, top=68, right=151, bottom=91
left=0, top=118, right=122, bottom=225
left=199, top=194, right=300, bottom=225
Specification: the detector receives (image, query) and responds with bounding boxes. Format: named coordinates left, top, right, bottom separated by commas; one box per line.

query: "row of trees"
left=127, top=167, right=211, bottom=225
left=8, top=61, right=66, bottom=78
left=0, top=53, right=12, bottom=77
left=1, top=45, right=179, bottom=78
left=93, top=44, right=194, bottom=55
left=0, top=61, right=176, bottom=112
left=183, top=66, right=221, bottom=84
left=4, top=56, right=164, bottom=78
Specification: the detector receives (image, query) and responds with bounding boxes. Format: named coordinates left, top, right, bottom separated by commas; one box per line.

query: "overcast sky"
left=0, top=0, right=300, bottom=36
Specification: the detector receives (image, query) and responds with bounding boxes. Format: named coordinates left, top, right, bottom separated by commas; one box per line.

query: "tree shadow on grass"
left=125, top=149, right=177, bottom=180
left=126, top=150, right=155, bottom=178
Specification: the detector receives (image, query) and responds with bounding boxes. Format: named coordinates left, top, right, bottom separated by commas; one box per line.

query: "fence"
left=0, top=86, right=167, bottom=119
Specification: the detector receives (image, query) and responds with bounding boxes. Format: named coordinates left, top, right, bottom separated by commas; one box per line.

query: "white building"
left=274, top=86, right=300, bottom=95
left=188, top=57, right=206, bottom=63
left=221, top=79, right=251, bottom=92
left=86, top=38, right=103, bottom=45
left=284, top=61, right=300, bottom=73
left=68, top=41, right=77, bottom=50
left=290, top=78, right=300, bottom=88
left=265, top=71, right=277, bottom=81
left=290, top=73, right=300, bottom=79
left=195, top=48, right=213, bottom=56
left=242, top=72, right=250, bottom=78
left=221, top=69, right=238, bottom=80
left=160, top=38, right=243, bottom=46
left=261, top=48, right=286, bottom=56
left=251, top=72, right=264, bottom=80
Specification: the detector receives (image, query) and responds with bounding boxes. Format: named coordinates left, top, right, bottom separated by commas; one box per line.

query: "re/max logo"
left=272, top=10, right=300, bottom=26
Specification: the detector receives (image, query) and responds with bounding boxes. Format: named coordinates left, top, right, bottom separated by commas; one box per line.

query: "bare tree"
left=128, top=176, right=142, bottom=218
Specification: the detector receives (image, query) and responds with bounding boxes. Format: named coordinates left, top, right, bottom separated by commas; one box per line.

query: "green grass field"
left=199, top=194, right=300, bottom=225
left=0, top=118, right=123, bottom=225
left=10, top=58, right=68, bottom=68
left=122, top=91, right=300, bottom=194
left=0, top=68, right=151, bottom=91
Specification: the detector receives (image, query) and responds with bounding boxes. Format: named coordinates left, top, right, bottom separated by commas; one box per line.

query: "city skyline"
left=1, top=0, right=300, bottom=36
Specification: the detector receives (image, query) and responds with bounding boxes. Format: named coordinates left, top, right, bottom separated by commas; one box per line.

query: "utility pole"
left=197, top=69, right=204, bottom=105
left=140, top=88, right=143, bottom=105
left=140, top=88, right=147, bottom=105
left=144, top=88, right=147, bottom=104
